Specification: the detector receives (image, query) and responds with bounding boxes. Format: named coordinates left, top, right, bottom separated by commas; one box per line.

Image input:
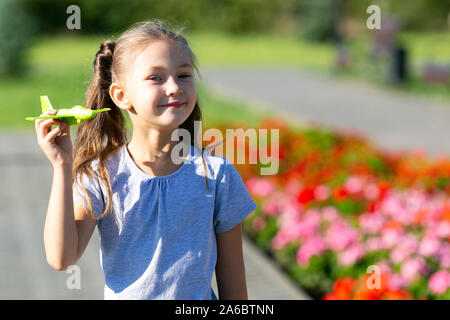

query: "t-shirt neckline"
left=123, top=143, right=193, bottom=180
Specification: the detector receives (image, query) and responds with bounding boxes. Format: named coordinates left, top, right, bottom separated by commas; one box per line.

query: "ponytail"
left=72, top=40, right=127, bottom=219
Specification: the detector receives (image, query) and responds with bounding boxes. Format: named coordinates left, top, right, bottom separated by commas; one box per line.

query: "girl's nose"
left=165, top=77, right=183, bottom=96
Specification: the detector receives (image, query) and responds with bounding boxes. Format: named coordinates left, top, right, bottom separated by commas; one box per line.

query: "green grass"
left=0, top=34, right=272, bottom=131
left=186, top=31, right=334, bottom=71
left=1, top=31, right=448, bottom=130
left=333, top=31, right=450, bottom=100
left=398, top=32, right=450, bottom=64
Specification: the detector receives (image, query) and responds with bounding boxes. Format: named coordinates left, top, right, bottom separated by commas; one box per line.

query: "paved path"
left=200, top=67, right=450, bottom=159
left=0, top=132, right=309, bottom=300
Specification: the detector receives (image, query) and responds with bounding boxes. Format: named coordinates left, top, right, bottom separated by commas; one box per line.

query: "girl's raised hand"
left=35, top=110, right=73, bottom=169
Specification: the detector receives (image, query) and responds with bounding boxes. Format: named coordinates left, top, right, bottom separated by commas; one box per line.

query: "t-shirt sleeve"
left=213, top=159, right=258, bottom=234
left=73, top=170, right=105, bottom=220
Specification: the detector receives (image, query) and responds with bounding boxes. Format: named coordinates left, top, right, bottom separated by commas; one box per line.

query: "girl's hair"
left=73, top=19, right=209, bottom=219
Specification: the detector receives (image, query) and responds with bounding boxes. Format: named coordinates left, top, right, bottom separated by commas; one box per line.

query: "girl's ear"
left=110, top=82, right=132, bottom=111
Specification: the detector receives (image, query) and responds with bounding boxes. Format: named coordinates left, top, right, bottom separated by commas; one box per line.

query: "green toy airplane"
left=25, top=96, right=110, bottom=125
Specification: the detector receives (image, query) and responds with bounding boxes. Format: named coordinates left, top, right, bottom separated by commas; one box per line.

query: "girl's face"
left=114, top=39, right=197, bottom=131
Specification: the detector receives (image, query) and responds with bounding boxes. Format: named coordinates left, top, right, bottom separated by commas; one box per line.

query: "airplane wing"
left=25, top=114, right=75, bottom=121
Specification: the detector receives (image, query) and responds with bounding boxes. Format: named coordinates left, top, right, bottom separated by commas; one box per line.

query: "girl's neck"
left=126, top=125, right=187, bottom=167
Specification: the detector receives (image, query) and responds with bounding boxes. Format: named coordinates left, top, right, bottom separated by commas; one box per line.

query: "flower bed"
left=207, top=118, right=450, bottom=300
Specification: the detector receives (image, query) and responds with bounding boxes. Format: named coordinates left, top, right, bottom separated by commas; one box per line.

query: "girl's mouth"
left=160, top=102, right=186, bottom=108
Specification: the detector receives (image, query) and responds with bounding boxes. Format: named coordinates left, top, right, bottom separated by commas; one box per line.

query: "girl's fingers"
left=36, top=118, right=60, bottom=141
left=43, top=124, right=62, bottom=144
left=59, top=121, right=70, bottom=135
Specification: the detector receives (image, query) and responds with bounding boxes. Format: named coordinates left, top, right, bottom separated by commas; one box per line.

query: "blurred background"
left=0, top=0, right=449, bottom=300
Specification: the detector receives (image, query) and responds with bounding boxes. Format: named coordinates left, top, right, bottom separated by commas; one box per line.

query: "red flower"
left=297, top=187, right=315, bottom=204
left=382, top=290, right=411, bottom=300
left=332, top=186, right=347, bottom=201
left=322, top=293, right=338, bottom=300
left=365, top=202, right=377, bottom=212
left=333, top=278, right=355, bottom=300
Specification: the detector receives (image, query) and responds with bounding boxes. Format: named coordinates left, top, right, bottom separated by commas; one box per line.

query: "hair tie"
left=94, top=40, right=116, bottom=89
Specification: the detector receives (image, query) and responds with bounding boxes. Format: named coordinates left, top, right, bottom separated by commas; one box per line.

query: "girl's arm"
left=215, top=223, right=248, bottom=300
left=44, top=165, right=96, bottom=270
left=35, top=114, right=96, bottom=270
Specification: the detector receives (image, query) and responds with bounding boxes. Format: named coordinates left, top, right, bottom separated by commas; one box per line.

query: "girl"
left=34, top=20, right=257, bottom=300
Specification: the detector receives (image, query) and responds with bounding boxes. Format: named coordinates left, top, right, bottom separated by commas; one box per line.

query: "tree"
left=0, top=0, right=37, bottom=77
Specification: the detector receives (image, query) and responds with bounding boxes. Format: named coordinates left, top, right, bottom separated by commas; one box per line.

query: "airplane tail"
left=40, top=96, right=54, bottom=114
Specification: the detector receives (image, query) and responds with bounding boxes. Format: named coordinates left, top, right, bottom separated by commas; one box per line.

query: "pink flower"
left=390, top=235, right=418, bottom=263
left=296, top=236, right=326, bottom=266
left=436, top=221, right=450, bottom=238
left=387, top=273, right=408, bottom=290
left=363, top=183, right=380, bottom=201
left=284, top=210, right=320, bottom=240
left=285, top=179, right=302, bottom=196
left=365, top=237, right=385, bottom=252
left=437, top=243, right=450, bottom=268
left=262, top=197, right=280, bottom=217
left=418, top=236, right=440, bottom=257
left=428, top=270, right=449, bottom=295
left=405, top=189, right=427, bottom=212
left=379, top=192, right=415, bottom=225
left=359, top=212, right=385, bottom=234
left=390, top=247, right=411, bottom=264
left=252, top=216, right=266, bottom=231
left=278, top=198, right=302, bottom=227
left=381, top=228, right=403, bottom=249
left=400, top=257, right=427, bottom=284
left=326, top=220, right=358, bottom=252
left=338, top=244, right=364, bottom=266
left=344, top=175, right=364, bottom=194
left=314, top=185, right=330, bottom=201
left=271, top=231, right=291, bottom=251
left=379, top=193, right=404, bottom=218
left=246, top=177, right=274, bottom=197
left=321, top=206, right=339, bottom=222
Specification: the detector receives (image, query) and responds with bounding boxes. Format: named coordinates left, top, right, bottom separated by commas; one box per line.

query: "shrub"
left=0, top=0, right=37, bottom=77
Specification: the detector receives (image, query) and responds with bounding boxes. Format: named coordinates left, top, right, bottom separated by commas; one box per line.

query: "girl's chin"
left=155, top=115, right=189, bottom=127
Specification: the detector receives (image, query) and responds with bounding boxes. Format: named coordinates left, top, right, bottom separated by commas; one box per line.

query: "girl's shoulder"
left=190, top=146, right=232, bottom=181
left=83, top=145, right=124, bottom=176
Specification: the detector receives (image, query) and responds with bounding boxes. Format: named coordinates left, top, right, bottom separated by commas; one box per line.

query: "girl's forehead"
left=134, top=39, right=191, bottom=68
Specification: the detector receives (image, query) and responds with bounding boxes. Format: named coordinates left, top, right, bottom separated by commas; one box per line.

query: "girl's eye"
left=148, top=76, right=162, bottom=81
left=178, top=74, right=192, bottom=79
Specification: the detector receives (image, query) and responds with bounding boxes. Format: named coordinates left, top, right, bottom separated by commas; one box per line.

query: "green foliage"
left=344, top=0, right=450, bottom=31
left=335, top=199, right=366, bottom=215
left=368, top=157, right=387, bottom=175
left=302, top=128, right=339, bottom=151
left=299, top=0, right=340, bottom=42
left=436, top=177, right=450, bottom=191
left=436, top=289, right=450, bottom=300
left=407, top=277, right=431, bottom=299
left=287, top=252, right=336, bottom=299
left=18, top=0, right=450, bottom=40
left=253, top=217, right=279, bottom=252
left=0, top=0, right=37, bottom=77
left=22, top=0, right=302, bottom=35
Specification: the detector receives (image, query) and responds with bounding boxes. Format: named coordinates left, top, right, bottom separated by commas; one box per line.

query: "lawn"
left=1, top=34, right=272, bottom=131
left=1, top=31, right=448, bottom=130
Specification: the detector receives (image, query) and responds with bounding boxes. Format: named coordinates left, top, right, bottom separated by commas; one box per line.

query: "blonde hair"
left=73, top=20, right=209, bottom=219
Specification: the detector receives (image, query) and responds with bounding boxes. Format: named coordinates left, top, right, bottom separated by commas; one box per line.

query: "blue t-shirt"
left=73, top=143, right=257, bottom=300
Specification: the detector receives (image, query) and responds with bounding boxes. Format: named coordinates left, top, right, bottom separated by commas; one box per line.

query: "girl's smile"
left=159, top=101, right=186, bottom=108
